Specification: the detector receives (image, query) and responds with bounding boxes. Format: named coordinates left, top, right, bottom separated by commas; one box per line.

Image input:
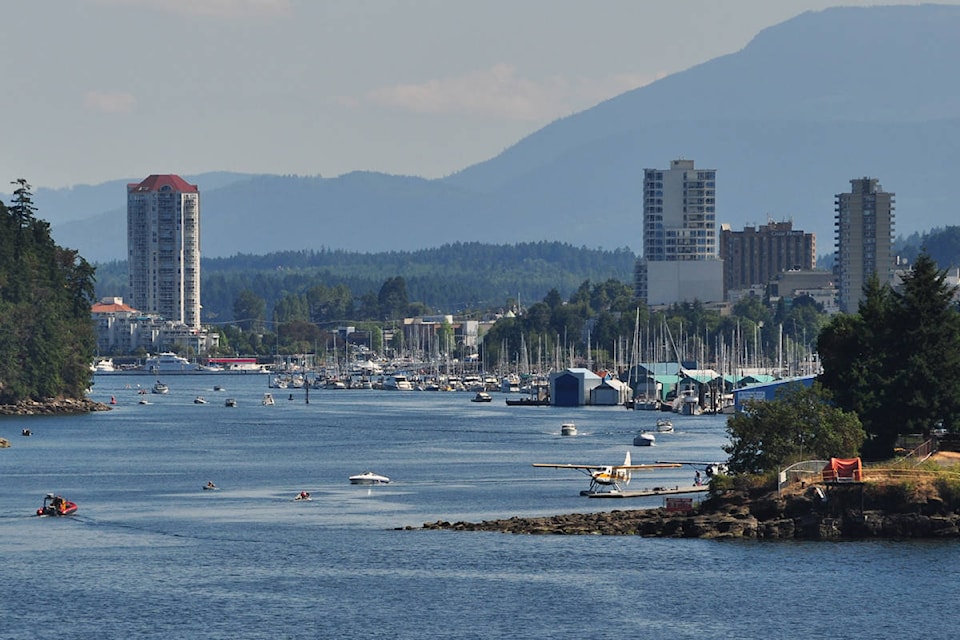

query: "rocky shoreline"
left=0, top=397, right=112, bottom=416
left=417, top=484, right=960, bottom=539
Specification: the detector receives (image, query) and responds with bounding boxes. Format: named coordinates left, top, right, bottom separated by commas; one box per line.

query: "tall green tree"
left=0, top=181, right=97, bottom=403
left=232, top=289, right=266, bottom=332
left=819, top=254, right=960, bottom=458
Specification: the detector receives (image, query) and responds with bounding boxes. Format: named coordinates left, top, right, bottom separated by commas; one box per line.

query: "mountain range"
left=9, top=4, right=960, bottom=264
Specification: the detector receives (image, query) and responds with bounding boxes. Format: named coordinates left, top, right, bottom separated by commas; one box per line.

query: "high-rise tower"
left=635, top=159, right=723, bottom=305
left=834, top=177, right=895, bottom=314
left=127, top=174, right=201, bottom=328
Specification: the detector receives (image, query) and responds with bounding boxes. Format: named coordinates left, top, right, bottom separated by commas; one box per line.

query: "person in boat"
left=297, top=491, right=310, bottom=500
left=695, top=470, right=703, bottom=486
left=206, top=481, right=217, bottom=489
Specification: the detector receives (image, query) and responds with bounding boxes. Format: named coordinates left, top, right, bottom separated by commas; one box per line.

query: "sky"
left=3, top=0, right=956, bottom=190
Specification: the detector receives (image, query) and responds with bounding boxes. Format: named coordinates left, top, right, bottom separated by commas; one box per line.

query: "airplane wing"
left=616, top=463, right=682, bottom=471
left=532, top=463, right=603, bottom=470
left=532, top=463, right=681, bottom=470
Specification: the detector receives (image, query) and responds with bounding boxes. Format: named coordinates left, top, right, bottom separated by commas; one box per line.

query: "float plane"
left=533, top=451, right=681, bottom=495
left=656, top=460, right=729, bottom=477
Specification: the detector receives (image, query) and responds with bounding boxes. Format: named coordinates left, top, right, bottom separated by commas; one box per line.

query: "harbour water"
left=2, top=374, right=959, bottom=639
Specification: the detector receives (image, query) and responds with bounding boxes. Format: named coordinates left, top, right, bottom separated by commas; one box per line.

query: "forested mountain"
left=93, top=242, right=637, bottom=322
left=33, top=5, right=960, bottom=263
left=0, top=182, right=96, bottom=403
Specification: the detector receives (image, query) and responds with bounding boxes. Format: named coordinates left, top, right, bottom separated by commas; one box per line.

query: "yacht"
left=383, top=374, right=414, bottom=391
left=145, top=352, right=200, bottom=374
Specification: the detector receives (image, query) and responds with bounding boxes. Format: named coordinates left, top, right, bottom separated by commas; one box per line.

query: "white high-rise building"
left=127, top=175, right=201, bottom=329
left=635, top=159, right=723, bottom=305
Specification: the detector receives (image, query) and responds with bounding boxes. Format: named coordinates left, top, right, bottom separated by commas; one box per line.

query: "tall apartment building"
left=127, top=174, right=201, bottom=328
left=719, top=220, right=816, bottom=299
left=635, top=159, right=723, bottom=305
left=834, top=177, right=895, bottom=313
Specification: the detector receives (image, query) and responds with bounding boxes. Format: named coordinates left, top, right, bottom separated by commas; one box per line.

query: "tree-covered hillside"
left=0, top=181, right=97, bottom=403
left=93, top=241, right=637, bottom=322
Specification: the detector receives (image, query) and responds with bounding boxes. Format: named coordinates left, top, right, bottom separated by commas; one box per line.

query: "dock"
left=582, top=485, right=710, bottom=499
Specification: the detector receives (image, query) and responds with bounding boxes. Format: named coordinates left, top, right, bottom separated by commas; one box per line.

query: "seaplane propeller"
left=533, top=451, right=681, bottom=494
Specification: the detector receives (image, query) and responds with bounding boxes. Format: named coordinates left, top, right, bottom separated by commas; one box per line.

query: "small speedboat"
left=349, top=471, right=390, bottom=485
left=36, top=493, right=78, bottom=517
left=203, top=482, right=218, bottom=491
left=225, top=398, right=237, bottom=407
left=194, top=396, right=207, bottom=404
left=21, top=429, right=31, bottom=437
left=656, top=418, right=674, bottom=433
left=294, top=491, right=312, bottom=501
left=471, top=391, right=493, bottom=403
left=633, top=430, right=656, bottom=446
left=152, top=381, right=169, bottom=394
left=262, top=393, right=275, bottom=406
left=561, top=422, right=577, bottom=436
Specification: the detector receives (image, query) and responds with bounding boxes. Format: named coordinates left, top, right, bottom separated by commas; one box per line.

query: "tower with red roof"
left=127, top=175, right=201, bottom=328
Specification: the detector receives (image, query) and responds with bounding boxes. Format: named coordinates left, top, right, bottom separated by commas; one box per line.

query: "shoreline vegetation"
left=416, top=456, right=960, bottom=539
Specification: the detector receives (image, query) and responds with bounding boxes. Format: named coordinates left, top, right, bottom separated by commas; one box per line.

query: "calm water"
left=2, top=375, right=959, bottom=639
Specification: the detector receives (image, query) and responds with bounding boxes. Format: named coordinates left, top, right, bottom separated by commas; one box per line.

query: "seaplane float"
left=36, top=494, right=78, bottom=517
left=349, top=471, right=390, bottom=485
left=533, top=451, right=682, bottom=497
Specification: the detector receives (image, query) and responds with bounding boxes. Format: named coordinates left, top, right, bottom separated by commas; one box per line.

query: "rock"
left=418, top=484, right=960, bottom=540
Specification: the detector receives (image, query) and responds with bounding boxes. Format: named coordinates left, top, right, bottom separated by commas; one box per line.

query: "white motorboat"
left=262, top=393, right=275, bottom=406
left=152, top=381, right=169, bottom=394
left=656, top=418, right=674, bottom=433
left=194, top=396, right=207, bottom=404
left=633, top=430, right=656, bottom=446
left=349, top=471, right=390, bottom=485
left=561, top=422, right=577, bottom=436
left=471, top=391, right=493, bottom=403
left=382, top=374, right=413, bottom=391
left=225, top=398, right=237, bottom=407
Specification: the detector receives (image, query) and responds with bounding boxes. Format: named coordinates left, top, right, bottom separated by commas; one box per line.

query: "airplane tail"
left=623, top=451, right=631, bottom=466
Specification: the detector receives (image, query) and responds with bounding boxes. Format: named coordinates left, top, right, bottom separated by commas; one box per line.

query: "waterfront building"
left=91, top=297, right=219, bottom=355
left=635, top=159, right=723, bottom=305
left=127, top=174, right=201, bottom=328
left=834, top=177, right=895, bottom=313
left=719, top=220, right=816, bottom=300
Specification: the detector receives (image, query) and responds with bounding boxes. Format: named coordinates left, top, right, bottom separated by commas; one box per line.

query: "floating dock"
left=582, top=486, right=710, bottom=499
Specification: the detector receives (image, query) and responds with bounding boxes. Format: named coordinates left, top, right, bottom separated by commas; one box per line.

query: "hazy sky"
left=4, top=0, right=954, bottom=189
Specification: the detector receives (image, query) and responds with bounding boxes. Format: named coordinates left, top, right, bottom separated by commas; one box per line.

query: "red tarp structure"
left=822, top=457, right=862, bottom=483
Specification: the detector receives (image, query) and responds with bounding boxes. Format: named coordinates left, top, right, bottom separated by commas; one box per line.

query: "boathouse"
left=590, top=377, right=632, bottom=406
left=549, top=368, right=603, bottom=406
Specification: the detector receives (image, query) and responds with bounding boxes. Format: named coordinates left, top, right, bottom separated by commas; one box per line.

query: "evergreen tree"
left=819, top=254, right=960, bottom=458
left=0, top=182, right=96, bottom=404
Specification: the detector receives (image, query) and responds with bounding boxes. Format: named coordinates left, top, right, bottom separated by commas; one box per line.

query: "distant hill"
left=10, top=5, right=960, bottom=263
